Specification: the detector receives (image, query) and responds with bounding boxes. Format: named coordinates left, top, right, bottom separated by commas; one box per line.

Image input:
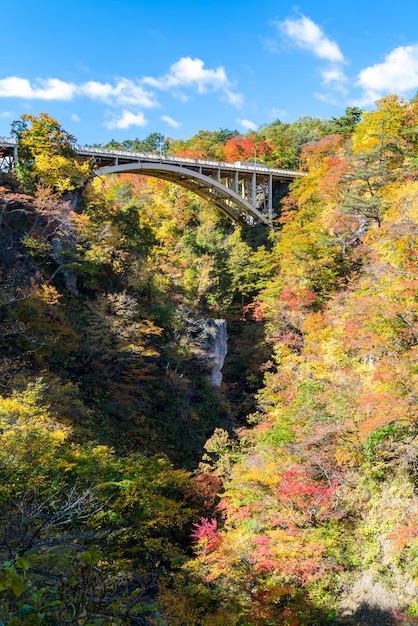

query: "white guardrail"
left=0, top=137, right=303, bottom=177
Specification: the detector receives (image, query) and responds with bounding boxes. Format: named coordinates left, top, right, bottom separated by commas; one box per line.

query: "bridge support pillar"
left=252, top=172, right=256, bottom=206
left=268, top=174, right=273, bottom=224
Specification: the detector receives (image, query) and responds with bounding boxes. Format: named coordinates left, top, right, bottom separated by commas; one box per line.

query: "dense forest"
left=0, top=95, right=418, bottom=625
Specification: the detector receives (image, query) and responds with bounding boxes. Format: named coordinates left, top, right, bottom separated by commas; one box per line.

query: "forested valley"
left=1, top=95, right=418, bottom=625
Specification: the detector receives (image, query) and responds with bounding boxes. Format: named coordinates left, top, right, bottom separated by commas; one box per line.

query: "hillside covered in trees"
left=1, top=96, right=418, bottom=625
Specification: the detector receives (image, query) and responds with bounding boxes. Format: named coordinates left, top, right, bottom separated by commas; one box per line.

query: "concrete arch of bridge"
left=95, top=162, right=270, bottom=226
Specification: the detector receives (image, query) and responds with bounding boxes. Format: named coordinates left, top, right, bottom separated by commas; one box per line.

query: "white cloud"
left=275, top=15, right=349, bottom=103
left=34, top=78, right=76, bottom=100
left=278, top=15, right=345, bottom=63
left=314, top=91, right=339, bottom=105
left=223, top=89, right=244, bottom=107
left=269, top=107, right=288, bottom=120
left=161, top=115, right=182, bottom=128
left=105, top=110, right=148, bottom=130
left=355, top=45, right=418, bottom=104
left=71, top=113, right=80, bottom=122
left=0, top=77, right=76, bottom=100
left=0, top=111, right=12, bottom=118
left=0, top=64, right=240, bottom=116
left=80, top=79, right=158, bottom=107
left=80, top=81, right=115, bottom=101
left=320, top=66, right=348, bottom=95
left=143, top=57, right=228, bottom=92
left=143, top=57, right=244, bottom=108
left=0, top=76, right=157, bottom=108
left=0, top=55, right=244, bottom=130
left=321, top=67, right=348, bottom=86
left=237, top=118, right=257, bottom=131
left=172, top=91, right=189, bottom=103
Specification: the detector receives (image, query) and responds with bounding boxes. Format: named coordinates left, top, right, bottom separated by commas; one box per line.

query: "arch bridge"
left=0, top=137, right=304, bottom=226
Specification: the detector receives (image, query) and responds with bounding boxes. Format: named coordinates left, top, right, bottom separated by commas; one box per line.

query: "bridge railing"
left=74, top=145, right=302, bottom=176
left=0, top=136, right=304, bottom=177
left=0, top=136, right=17, bottom=146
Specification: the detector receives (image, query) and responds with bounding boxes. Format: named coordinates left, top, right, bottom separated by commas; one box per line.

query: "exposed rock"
left=338, top=569, right=417, bottom=620
left=50, top=236, right=79, bottom=296
left=203, top=318, right=228, bottom=387
left=174, top=307, right=228, bottom=387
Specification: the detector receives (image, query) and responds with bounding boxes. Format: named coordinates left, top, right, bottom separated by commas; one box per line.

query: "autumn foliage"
left=3, top=98, right=418, bottom=624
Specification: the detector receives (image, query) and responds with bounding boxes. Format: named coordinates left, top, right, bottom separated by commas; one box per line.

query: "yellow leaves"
left=63, top=443, right=116, bottom=475
left=352, top=95, right=408, bottom=153
left=266, top=527, right=302, bottom=560
left=184, top=255, right=214, bottom=298
left=17, top=113, right=75, bottom=154
left=12, top=113, right=93, bottom=193
left=237, top=459, right=282, bottom=490
left=38, top=283, right=61, bottom=305
left=34, top=153, right=90, bottom=193
left=87, top=292, right=162, bottom=354
left=295, top=135, right=346, bottom=206
left=334, top=440, right=364, bottom=467
left=366, top=180, right=418, bottom=272
left=0, top=384, right=71, bottom=478
left=357, top=472, right=417, bottom=547
left=70, top=211, right=91, bottom=230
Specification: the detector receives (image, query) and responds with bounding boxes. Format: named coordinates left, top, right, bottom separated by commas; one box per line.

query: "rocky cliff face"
left=173, top=307, right=229, bottom=388
left=204, top=318, right=228, bottom=387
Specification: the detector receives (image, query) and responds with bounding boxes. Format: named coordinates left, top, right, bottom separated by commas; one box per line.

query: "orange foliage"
left=223, top=136, right=256, bottom=162
left=299, top=134, right=345, bottom=170
left=390, top=522, right=418, bottom=554
left=318, top=154, right=350, bottom=201
left=241, top=300, right=265, bottom=321
left=189, top=473, right=222, bottom=510
left=174, top=148, right=205, bottom=159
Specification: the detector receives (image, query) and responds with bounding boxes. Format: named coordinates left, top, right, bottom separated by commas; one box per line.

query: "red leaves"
left=280, top=286, right=317, bottom=311
left=277, top=465, right=339, bottom=524
left=251, top=535, right=271, bottom=546
left=191, top=517, right=222, bottom=553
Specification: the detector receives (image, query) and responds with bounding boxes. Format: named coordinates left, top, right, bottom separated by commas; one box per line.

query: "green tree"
left=105, top=132, right=170, bottom=154
left=331, top=106, right=363, bottom=135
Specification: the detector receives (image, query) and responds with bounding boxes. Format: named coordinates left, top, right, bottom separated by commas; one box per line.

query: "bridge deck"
left=1, top=136, right=302, bottom=179
left=74, top=144, right=302, bottom=180
left=1, top=136, right=304, bottom=225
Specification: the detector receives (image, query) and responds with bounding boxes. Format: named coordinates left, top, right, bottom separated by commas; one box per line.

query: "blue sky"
left=2, top=0, right=418, bottom=145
